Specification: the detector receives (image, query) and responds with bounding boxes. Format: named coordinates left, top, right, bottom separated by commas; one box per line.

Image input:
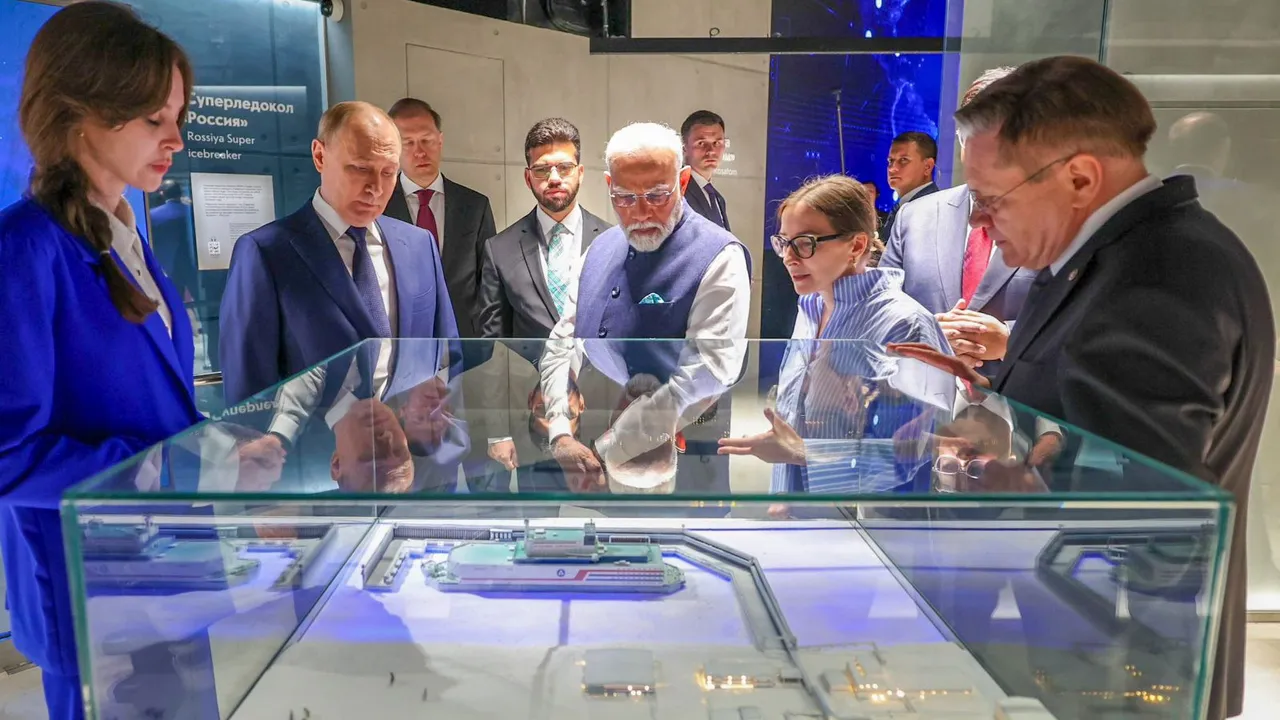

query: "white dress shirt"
left=897, top=181, right=933, bottom=205
left=538, top=227, right=752, bottom=481
left=401, top=173, right=446, bottom=246
left=486, top=204, right=589, bottom=448
left=266, top=191, right=399, bottom=443
left=97, top=197, right=172, bottom=334
left=535, top=203, right=585, bottom=282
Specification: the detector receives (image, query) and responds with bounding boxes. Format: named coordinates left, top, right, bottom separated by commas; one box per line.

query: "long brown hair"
left=20, top=1, right=193, bottom=323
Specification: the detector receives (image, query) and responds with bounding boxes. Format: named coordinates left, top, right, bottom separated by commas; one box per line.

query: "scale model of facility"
left=424, top=520, right=684, bottom=593
left=81, top=519, right=259, bottom=590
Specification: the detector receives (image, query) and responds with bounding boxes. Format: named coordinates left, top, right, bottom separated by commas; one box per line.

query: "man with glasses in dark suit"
left=476, top=118, right=611, bottom=491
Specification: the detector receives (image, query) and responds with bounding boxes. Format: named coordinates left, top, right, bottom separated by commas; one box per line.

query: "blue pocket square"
left=638, top=293, right=667, bottom=305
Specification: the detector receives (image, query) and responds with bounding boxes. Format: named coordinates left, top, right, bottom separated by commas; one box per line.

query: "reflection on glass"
left=62, top=339, right=1229, bottom=720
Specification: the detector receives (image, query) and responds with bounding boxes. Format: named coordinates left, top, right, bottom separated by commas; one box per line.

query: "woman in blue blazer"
left=0, top=4, right=200, bottom=718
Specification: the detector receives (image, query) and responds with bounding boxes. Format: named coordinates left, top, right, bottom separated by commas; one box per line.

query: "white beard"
left=618, top=198, right=683, bottom=253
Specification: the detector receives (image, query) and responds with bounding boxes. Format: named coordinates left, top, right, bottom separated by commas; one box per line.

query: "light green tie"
left=546, top=222, right=572, bottom=316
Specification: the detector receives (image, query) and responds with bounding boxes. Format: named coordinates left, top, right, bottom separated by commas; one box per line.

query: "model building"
left=426, top=521, right=684, bottom=593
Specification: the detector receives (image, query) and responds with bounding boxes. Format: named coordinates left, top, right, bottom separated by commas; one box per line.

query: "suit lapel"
left=685, top=181, right=713, bottom=220
left=995, top=177, right=1197, bottom=389
left=581, top=208, right=609, bottom=253
left=379, top=220, right=414, bottom=337
left=442, top=177, right=468, bottom=272
left=518, top=211, right=558, bottom=323
left=934, top=191, right=966, bottom=306
left=969, top=247, right=1018, bottom=312
left=288, top=204, right=378, bottom=338
left=385, top=178, right=413, bottom=225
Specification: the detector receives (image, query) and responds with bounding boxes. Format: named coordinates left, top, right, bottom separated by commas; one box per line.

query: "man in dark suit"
left=680, top=110, right=731, bottom=231
left=220, top=101, right=458, bottom=407
left=476, top=118, right=611, bottom=491
left=881, top=130, right=940, bottom=239
left=895, top=56, right=1274, bottom=720
left=383, top=97, right=497, bottom=338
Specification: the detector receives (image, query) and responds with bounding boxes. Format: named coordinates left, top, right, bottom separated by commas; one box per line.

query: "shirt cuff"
left=548, top=418, right=574, bottom=443
left=324, top=392, right=359, bottom=430
left=267, top=414, right=304, bottom=446
left=488, top=437, right=514, bottom=445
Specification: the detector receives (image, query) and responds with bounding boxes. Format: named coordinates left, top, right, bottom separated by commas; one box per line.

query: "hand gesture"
left=400, top=377, right=454, bottom=451
left=935, top=298, right=1010, bottom=363
left=718, top=408, right=806, bottom=466
left=488, top=439, right=519, bottom=471
left=887, top=342, right=991, bottom=401
left=236, top=433, right=287, bottom=492
left=552, top=435, right=605, bottom=492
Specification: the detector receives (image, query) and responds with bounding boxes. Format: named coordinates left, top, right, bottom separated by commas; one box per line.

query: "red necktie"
left=961, top=226, right=993, bottom=304
left=415, top=188, right=439, bottom=247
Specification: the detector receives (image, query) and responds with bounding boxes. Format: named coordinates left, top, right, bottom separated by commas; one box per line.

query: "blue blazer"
left=219, top=202, right=459, bottom=405
left=0, top=197, right=201, bottom=675
left=879, top=183, right=1037, bottom=376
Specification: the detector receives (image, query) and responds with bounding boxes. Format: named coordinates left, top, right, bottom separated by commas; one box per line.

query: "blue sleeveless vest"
left=575, top=201, right=750, bottom=382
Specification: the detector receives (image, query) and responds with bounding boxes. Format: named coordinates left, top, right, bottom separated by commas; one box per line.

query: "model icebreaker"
left=427, top=521, right=684, bottom=593
left=80, top=520, right=258, bottom=589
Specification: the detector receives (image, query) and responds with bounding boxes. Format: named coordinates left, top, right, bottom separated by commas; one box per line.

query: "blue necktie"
left=704, top=183, right=730, bottom=231
left=347, top=226, right=393, bottom=338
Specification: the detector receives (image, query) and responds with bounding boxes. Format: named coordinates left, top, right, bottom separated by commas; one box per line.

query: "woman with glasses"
left=719, top=175, right=953, bottom=498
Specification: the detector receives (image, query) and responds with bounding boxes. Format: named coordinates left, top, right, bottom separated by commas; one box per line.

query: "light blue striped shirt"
left=770, top=268, right=955, bottom=494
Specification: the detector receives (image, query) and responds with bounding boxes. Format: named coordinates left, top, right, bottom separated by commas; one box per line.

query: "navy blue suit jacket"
left=0, top=197, right=202, bottom=675
left=219, top=202, right=459, bottom=405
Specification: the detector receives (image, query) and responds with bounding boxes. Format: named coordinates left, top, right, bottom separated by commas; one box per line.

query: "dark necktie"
left=347, top=225, right=393, bottom=338
left=961, top=226, right=993, bottom=304
left=415, top=188, right=440, bottom=246
left=1020, top=267, right=1055, bottom=315
left=704, top=183, right=730, bottom=231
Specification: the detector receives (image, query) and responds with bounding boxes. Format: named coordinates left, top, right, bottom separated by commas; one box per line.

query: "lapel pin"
left=1068, top=268, right=1079, bottom=282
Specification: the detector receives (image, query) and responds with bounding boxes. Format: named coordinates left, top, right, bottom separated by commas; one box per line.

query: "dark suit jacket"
left=477, top=206, right=611, bottom=356
left=879, top=183, right=1037, bottom=377
left=994, top=175, right=1274, bottom=720
left=219, top=202, right=459, bottom=405
left=384, top=175, right=496, bottom=338
left=684, top=176, right=730, bottom=231
left=881, top=181, right=939, bottom=240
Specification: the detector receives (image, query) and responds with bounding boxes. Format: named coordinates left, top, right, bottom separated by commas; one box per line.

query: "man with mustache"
left=537, top=122, right=752, bottom=495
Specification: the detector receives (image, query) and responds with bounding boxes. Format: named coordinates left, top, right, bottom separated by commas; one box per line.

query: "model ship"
left=80, top=519, right=258, bottom=590
left=426, top=521, right=684, bottom=594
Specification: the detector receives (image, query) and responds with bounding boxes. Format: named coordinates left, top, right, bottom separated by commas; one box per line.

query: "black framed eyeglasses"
left=528, top=162, right=579, bottom=180
left=610, top=188, right=676, bottom=208
left=770, top=232, right=845, bottom=259
left=969, top=152, right=1078, bottom=216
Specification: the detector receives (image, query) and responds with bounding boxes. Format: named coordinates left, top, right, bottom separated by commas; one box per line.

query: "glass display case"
left=63, top=339, right=1231, bottom=720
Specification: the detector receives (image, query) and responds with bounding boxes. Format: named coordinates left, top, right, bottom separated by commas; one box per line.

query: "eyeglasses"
left=934, top=455, right=989, bottom=479
left=969, top=153, right=1077, bottom=216
left=770, top=232, right=845, bottom=259
left=528, top=162, right=579, bottom=180
left=610, top=188, right=676, bottom=208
